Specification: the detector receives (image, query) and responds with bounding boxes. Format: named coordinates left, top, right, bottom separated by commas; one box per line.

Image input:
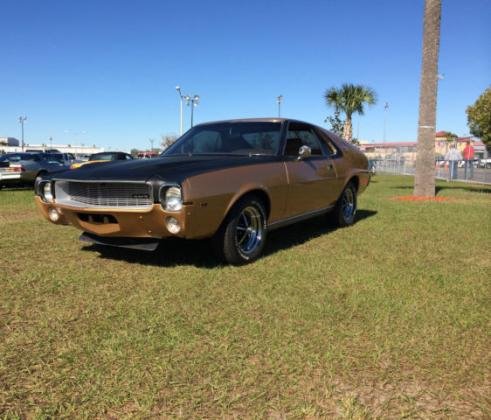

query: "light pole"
left=176, top=86, right=185, bottom=136
left=185, top=94, right=200, bottom=128
left=277, top=95, right=283, bottom=117
left=149, top=138, right=154, bottom=151
left=18, top=116, right=27, bottom=151
left=383, top=102, right=389, bottom=142
left=49, top=136, right=53, bottom=149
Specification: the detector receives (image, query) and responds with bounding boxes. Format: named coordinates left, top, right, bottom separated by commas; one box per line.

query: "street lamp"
left=277, top=95, right=283, bottom=117
left=383, top=102, right=389, bottom=143
left=176, top=85, right=185, bottom=136
left=185, top=94, right=200, bottom=128
left=18, top=116, right=27, bottom=151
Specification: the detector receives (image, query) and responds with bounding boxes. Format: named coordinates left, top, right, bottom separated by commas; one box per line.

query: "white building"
left=0, top=140, right=104, bottom=155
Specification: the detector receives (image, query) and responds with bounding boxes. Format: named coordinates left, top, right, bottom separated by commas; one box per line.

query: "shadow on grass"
left=391, top=184, right=491, bottom=195
left=81, top=209, right=377, bottom=268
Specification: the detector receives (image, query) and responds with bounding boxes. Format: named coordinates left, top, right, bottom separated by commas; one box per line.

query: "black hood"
left=52, top=155, right=279, bottom=183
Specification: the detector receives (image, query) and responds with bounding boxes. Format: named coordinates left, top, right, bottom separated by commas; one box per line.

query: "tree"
left=130, top=148, right=139, bottom=157
left=325, top=109, right=344, bottom=137
left=443, top=131, right=458, bottom=143
left=161, top=134, right=178, bottom=151
left=466, top=87, right=491, bottom=151
left=324, top=83, right=376, bottom=142
left=414, top=0, right=441, bottom=197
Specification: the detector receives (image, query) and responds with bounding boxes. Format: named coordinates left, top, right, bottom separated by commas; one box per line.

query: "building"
left=0, top=141, right=104, bottom=156
left=360, top=132, right=487, bottom=161
left=0, top=137, right=20, bottom=147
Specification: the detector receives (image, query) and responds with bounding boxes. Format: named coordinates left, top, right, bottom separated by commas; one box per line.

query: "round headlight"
left=164, top=186, right=183, bottom=211
left=42, top=182, right=54, bottom=203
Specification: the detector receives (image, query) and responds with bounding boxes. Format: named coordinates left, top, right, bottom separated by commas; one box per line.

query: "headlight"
left=42, top=182, right=54, bottom=203
left=161, top=186, right=182, bottom=211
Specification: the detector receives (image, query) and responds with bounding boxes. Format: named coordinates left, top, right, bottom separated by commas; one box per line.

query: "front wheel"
left=212, top=196, right=267, bottom=265
left=332, top=182, right=357, bottom=227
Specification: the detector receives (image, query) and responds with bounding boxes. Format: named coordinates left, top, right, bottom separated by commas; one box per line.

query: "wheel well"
left=232, top=189, right=271, bottom=219
left=348, top=176, right=359, bottom=192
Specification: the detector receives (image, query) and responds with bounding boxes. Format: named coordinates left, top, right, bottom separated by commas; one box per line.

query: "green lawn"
left=1, top=176, right=490, bottom=418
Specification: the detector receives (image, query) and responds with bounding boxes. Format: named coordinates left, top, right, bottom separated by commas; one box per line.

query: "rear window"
left=4, top=153, right=41, bottom=162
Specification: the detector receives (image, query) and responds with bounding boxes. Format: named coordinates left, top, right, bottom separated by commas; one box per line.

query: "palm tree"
left=414, top=0, right=441, bottom=197
left=325, top=83, right=377, bottom=142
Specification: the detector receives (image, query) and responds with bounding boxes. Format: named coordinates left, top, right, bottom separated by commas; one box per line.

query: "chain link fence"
left=371, top=159, right=491, bottom=184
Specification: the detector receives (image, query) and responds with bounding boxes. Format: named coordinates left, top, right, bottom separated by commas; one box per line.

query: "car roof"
left=196, top=117, right=296, bottom=126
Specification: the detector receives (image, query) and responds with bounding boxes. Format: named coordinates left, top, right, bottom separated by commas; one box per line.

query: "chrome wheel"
left=235, top=205, right=264, bottom=256
left=341, top=187, right=356, bottom=220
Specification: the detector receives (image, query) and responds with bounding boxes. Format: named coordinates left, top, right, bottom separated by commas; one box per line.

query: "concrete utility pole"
left=18, top=116, right=27, bottom=151
left=277, top=95, right=283, bottom=117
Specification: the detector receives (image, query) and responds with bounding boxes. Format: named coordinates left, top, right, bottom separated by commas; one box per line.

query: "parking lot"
left=1, top=175, right=490, bottom=417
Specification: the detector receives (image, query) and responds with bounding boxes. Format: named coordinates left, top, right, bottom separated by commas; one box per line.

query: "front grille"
left=56, top=181, right=153, bottom=208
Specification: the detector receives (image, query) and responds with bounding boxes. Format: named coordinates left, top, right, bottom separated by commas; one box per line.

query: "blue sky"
left=0, top=0, right=489, bottom=151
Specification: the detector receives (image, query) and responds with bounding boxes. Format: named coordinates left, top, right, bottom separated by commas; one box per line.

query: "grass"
left=0, top=176, right=490, bottom=418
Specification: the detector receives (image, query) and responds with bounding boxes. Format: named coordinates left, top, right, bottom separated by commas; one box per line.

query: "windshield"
left=43, top=153, right=64, bottom=163
left=164, top=122, right=282, bottom=156
left=89, top=153, right=119, bottom=161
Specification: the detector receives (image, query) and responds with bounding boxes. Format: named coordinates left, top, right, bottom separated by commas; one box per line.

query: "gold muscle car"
left=35, top=119, right=370, bottom=264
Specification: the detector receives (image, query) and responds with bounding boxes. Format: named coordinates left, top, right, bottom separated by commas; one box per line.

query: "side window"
left=316, top=129, right=341, bottom=157
left=285, top=123, right=324, bottom=156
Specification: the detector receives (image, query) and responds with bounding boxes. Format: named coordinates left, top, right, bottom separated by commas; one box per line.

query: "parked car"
left=478, top=158, right=491, bottom=169
left=70, top=151, right=133, bottom=169
left=0, top=152, right=69, bottom=189
left=458, top=159, right=479, bottom=168
left=43, top=152, right=79, bottom=166
left=35, top=119, right=370, bottom=264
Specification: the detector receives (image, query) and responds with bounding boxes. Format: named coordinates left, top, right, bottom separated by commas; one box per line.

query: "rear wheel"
left=332, top=182, right=357, bottom=227
left=213, top=196, right=267, bottom=265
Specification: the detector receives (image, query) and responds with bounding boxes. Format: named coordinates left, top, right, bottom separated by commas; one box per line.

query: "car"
left=478, top=158, right=491, bottom=169
left=43, top=152, right=79, bottom=166
left=0, top=152, right=69, bottom=189
left=35, top=118, right=370, bottom=264
left=70, top=151, right=133, bottom=169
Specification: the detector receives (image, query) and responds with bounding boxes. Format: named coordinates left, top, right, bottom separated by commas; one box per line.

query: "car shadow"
left=81, top=209, right=378, bottom=268
left=391, top=185, right=491, bottom=195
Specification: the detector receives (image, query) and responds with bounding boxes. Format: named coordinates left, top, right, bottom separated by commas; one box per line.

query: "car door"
left=282, top=122, right=338, bottom=217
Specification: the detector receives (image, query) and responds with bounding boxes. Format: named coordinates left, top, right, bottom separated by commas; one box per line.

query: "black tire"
left=486, top=163, right=491, bottom=169
left=332, top=182, right=357, bottom=227
left=212, top=195, right=267, bottom=265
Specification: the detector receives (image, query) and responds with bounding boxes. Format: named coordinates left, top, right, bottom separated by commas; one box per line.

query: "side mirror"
left=297, top=145, right=312, bottom=160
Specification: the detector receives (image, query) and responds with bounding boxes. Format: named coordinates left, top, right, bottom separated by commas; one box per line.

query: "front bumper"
left=35, top=196, right=190, bottom=239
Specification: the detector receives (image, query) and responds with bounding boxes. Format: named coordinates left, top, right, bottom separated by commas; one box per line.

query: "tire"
left=486, top=163, right=491, bottom=169
left=212, top=195, right=267, bottom=265
left=333, top=182, right=357, bottom=227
